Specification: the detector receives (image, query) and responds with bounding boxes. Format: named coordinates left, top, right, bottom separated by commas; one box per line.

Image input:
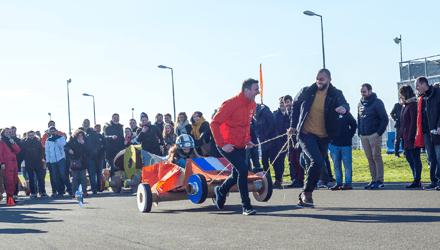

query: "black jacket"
left=97, top=133, right=107, bottom=159
left=136, top=123, right=164, bottom=155
left=390, top=102, right=402, bottom=128
left=273, top=108, right=288, bottom=145
left=357, top=92, right=389, bottom=136
left=192, top=121, right=211, bottom=150
left=421, top=85, right=440, bottom=144
left=290, top=83, right=349, bottom=141
left=105, top=121, right=124, bottom=160
left=252, top=104, right=279, bottom=151
left=64, top=137, right=92, bottom=170
left=21, top=137, right=43, bottom=172
left=154, top=122, right=165, bottom=133
left=12, top=136, right=24, bottom=166
left=330, top=112, right=357, bottom=147
left=81, top=127, right=101, bottom=160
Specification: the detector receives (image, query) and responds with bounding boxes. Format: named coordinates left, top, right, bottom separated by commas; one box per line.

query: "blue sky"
left=1, top=0, right=439, bottom=136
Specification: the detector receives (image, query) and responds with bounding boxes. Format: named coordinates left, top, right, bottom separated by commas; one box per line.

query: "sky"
left=1, top=0, right=439, bottom=136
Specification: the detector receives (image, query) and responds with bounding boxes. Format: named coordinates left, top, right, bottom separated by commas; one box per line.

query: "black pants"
left=394, top=127, right=401, bottom=156
left=262, top=146, right=282, bottom=181
left=299, top=133, right=329, bottom=192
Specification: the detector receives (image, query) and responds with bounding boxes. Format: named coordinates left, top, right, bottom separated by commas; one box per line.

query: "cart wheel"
left=253, top=172, right=273, bottom=202
left=137, top=183, right=152, bottom=213
left=130, top=174, right=142, bottom=193
left=186, top=174, right=208, bottom=204
left=111, top=175, right=122, bottom=193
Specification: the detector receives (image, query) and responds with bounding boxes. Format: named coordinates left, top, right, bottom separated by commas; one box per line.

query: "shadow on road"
left=0, top=228, right=48, bottom=234
left=0, top=207, right=65, bottom=228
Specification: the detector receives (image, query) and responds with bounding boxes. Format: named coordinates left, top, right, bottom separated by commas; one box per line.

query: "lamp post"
left=304, top=10, right=326, bottom=68
left=158, top=65, right=176, bottom=121
left=83, top=93, right=96, bottom=125
left=132, top=108, right=134, bottom=119
left=48, top=112, right=51, bottom=120
left=67, top=79, right=72, bottom=137
left=393, top=35, right=402, bottom=62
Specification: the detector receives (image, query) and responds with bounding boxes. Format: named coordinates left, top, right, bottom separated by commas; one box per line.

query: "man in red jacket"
left=211, top=78, right=259, bottom=215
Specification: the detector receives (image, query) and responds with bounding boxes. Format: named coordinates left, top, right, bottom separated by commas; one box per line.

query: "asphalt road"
left=2, top=182, right=440, bottom=250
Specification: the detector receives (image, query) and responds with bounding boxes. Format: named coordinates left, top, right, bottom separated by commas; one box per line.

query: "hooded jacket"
left=105, top=121, right=124, bottom=160
left=45, top=134, right=66, bottom=163
left=357, top=92, right=389, bottom=136
left=290, top=83, right=349, bottom=141
left=211, top=92, right=256, bottom=148
left=21, top=137, right=43, bottom=172
left=252, top=104, right=279, bottom=151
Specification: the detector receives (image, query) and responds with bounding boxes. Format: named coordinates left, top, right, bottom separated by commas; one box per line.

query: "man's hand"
left=10, top=139, right=15, bottom=144
left=142, top=126, right=148, bottom=133
left=112, top=135, right=118, bottom=140
left=124, top=140, right=128, bottom=145
left=1, top=163, right=5, bottom=170
left=222, top=144, right=234, bottom=153
left=160, top=145, right=164, bottom=152
left=245, top=141, right=256, bottom=149
left=335, top=106, right=347, bottom=114
left=69, top=149, right=74, bottom=155
left=437, top=127, right=440, bottom=135
left=287, top=128, right=297, bottom=135
left=79, top=138, right=84, bottom=144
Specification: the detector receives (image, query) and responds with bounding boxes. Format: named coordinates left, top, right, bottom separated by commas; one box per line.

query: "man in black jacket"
left=390, top=102, right=402, bottom=158
left=273, top=96, right=289, bottom=186
left=137, top=112, right=164, bottom=166
left=415, top=76, right=440, bottom=190
left=81, top=119, right=101, bottom=194
left=358, top=83, right=389, bottom=190
left=105, top=114, right=124, bottom=177
left=329, top=112, right=357, bottom=190
left=288, top=69, right=348, bottom=208
left=94, top=124, right=107, bottom=192
left=155, top=113, right=165, bottom=133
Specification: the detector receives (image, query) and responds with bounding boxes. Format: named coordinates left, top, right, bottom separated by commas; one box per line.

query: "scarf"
left=415, top=96, right=424, bottom=148
left=191, top=117, right=205, bottom=140
left=175, top=120, right=190, bottom=134
left=1, top=135, right=15, bottom=152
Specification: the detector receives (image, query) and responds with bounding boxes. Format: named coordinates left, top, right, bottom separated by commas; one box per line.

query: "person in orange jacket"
left=211, top=78, right=260, bottom=216
left=0, top=127, right=21, bottom=205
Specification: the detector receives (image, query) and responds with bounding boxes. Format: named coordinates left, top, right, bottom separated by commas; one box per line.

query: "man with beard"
left=358, top=83, right=388, bottom=190
left=155, top=113, right=165, bottom=132
left=288, top=69, right=348, bottom=208
left=81, top=119, right=101, bottom=194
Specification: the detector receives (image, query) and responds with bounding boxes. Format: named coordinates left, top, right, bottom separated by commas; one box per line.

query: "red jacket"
left=210, top=92, right=256, bottom=148
left=0, top=139, right=21, bottom=164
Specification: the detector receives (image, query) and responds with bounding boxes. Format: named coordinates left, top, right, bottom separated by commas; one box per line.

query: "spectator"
left=163, top=123, right=176, bottom=156
left=65, top=129, right=91, bottom=196
left=252, top=104, right=281, bottom=187
left=164, top=113, right=175, bottom=128
left=21, top=130, right=48, bottom=198
left=415, top=76, right=440, bottom=190
left=167, top=134, right=200, bottom=168
left=155, top=113, right=165, bottom=132
left=248, top=121, right=262, bottom=172
left=0, top=128, right=21, bottom=205
left=329, top=112, right=357, bottom=190
left=124, top=127, right=139, bottom=148
left=42, top=120, right=66, bottom=197
left=390, top=101, right=403, bottom=158
left=45, top=126, right=72, bottom=197
left=358, top=83, right=389, bottom=190
left=211, top=78, right=260, bottom=215
left=284, top=95, right=303, bottom=188
left=105, top=113, right=124, bottom=177
left=288, top=69, right=348, bottom=208
left=81, top=119, right=101, bottom=194
left=136, top=112, right=164, bottom=165
left=398, top=85, right=422, bottom=188
left=35, top=131, right=42, bottom=140
left=94, top=124, right=106, bottom=192
left=273, top=96, right=289, bottom=185
left=175, top=112, right=192, bottom=136
left=129, top=119, right=139, bottom=134
left=11, top=126, right=24, bottom=199
left=190, top=111, right=211, bottom=156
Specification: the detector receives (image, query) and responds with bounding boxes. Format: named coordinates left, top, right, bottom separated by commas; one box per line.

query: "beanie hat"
left=140, top=112, right=148, bottom=120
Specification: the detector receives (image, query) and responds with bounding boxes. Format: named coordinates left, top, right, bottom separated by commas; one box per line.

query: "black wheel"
left=137, top=183, right=152, bottom=213
left=111, top=175, right=122, bottom=193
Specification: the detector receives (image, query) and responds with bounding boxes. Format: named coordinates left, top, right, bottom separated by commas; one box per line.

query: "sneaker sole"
left=243, top=210, right=257, bottom=215
left=297, top=204, right=314, bottom=208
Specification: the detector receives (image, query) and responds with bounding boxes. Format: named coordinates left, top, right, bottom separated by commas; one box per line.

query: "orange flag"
left=260, top=63, right=263, bottom=104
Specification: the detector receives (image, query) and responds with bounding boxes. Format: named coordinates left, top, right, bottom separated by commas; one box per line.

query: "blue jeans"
left=217, top=146, right=252, bottom=210
left=87, top=159, right=97, bottom=192
left=329, top=144, right=352, bottom=185
left=298, top=133, right=329, bottom=192
left=72, top=169, right=87, bottom=193
left=404, top=148, right=422, bottom=183
left=27, top=169, right=46, bottom=195
left=423, top=133, right=440, bottom=184
left=51, top=158, right=72, bottom=195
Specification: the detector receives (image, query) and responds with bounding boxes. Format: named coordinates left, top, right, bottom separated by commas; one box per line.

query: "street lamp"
left=132, top=108, right=134, bottom=119
left=394, top=35, right=402, bottom=62
left=83, top=93, right=96, bottom=125
left=67, top=79, right=72, bottom=137
left=158, top=65, right=176, bottom=121
left=48, top=112, right=51, bottom=120
left=303, top=10, right=326, bottom=68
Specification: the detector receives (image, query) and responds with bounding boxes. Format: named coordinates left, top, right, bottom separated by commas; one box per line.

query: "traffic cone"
left=7, top=196, right=15, bottom=206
